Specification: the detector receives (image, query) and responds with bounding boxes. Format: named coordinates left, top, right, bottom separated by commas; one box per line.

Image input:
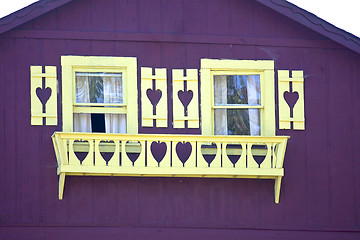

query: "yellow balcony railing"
left=52, top=132, right=289, bottom=203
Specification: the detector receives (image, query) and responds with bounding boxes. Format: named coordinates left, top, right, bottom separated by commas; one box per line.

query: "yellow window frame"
left=200, top=59, right=275, bottom=136
left=61, top=56, right=138, bottom=134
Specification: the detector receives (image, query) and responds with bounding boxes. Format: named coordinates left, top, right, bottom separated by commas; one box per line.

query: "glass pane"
left=214, top=75, right=260, bottom=105
left=214, top=109, right=261, bottom=135
left=75, top=72, right=123, bottom=104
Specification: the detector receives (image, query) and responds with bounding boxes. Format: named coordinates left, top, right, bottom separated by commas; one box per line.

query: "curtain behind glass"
left=213, top=75, right=261, bottom=135
left=103, top=75, right=126, bottom=133
left=74, top=73, right=126, bottom=133
left=214, top=75, right=227, bottom=135
left=247, top=75, right=261, bottom=135
left=74, top=75, right=91, bottom=132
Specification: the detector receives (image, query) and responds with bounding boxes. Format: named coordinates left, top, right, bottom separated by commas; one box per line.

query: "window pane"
left=75, top=72, right=123, bottom=104
left=214, top=109, right=261, bottom=135
left=214, top=75, right=260, bottom=105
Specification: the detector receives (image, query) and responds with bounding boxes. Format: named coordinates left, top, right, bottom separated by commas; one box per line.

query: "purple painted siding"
left=0, top=0, right=359, bottom=239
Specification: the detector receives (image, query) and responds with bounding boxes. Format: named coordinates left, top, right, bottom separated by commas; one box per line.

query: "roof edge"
left=1, top=0, right=360, bottom=55
left=0, top=0, right=73, bottom=35
left=257, top=0, right=360, bottom=54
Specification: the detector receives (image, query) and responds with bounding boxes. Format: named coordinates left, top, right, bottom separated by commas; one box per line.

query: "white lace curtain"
left=74, top=73, right=126, bottom=133
left=214, top=75, right=261, bottom=135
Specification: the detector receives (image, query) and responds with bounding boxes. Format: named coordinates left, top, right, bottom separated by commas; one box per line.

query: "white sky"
left=0, top=0, right=359, bottom=37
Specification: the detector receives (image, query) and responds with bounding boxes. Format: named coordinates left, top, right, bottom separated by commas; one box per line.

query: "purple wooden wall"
left=0, top=0, right=359, bottom=239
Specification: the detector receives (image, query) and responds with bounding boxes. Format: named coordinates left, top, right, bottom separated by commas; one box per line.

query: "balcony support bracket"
left=274, top=176, right=282, bottom=204
left=59, top=172, right=65, bottom=200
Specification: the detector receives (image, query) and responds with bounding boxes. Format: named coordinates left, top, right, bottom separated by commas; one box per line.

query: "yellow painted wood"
left=200, top=59, right=275, bottom=136
left=172, top=69, right=199, bottom=128
left=247, top=143, right=259, bottom=168
left=107, top=141, right=120, bottom=167
left=59, top=164, right=284, bottom=176
left=263, top=69, right=276, bottom=136
left=201, top=59, right=274, bottom=70
left=52, top=132, right=289, bottom=202
left=121, top=140, right=132, bottom=167
left=200, top=67, right=212, bottom=135
left=73, top=107, right=127, bottom=114
left=222, top=143, right=233, bottom=168
left=213, top=105, right=264, bottom=109
left=59, top=173, right=65, bottom=200
left=278, top=70, right=305, bottom=130
left=141, top=67, right=168, bottom=127
left=30, top=66, right=57, bottom=125
left=61, top=56, right=138, bottom=134
left=259, top=143, right=272, bottom=169
left=274, top=176, right=282, bottom=204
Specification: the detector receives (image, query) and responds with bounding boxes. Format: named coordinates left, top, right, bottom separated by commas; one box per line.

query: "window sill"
left=52, top=132, right=289, bottom=203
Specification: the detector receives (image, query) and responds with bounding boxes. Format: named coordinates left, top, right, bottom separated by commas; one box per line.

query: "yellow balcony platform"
left=52, top=132, right=289, bottom=203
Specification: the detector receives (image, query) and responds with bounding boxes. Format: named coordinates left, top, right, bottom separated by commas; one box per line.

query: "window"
left=200, top=59, right=275, bottom=136
left=61, top=56, right=138, bottom=134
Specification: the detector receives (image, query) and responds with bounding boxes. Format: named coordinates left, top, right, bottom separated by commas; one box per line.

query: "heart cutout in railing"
left=125, top=141, right=142, bottom=164
left=36, top=87, right=52, bottom=106
left=284, top=91, right=299, bottom=110
left=151, top=141, right=167, bottom=164
left=73, top=140, right=90, bottom=164
left=201, top=142, right=217, bottom=166
left=251, top=144, right=268, bottom=167
left=178, top=89, right=193, bottom=109
left=176, top=142, right=192, bottom=165
left=226, top=144, right=242, bottom=166
left=99, top=140, right=115, bottom=164
left=146, top=88, right=162, bottom=107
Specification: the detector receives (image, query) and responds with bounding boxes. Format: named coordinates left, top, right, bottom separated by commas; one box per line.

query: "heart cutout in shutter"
left=146, top=89, right=162, bottom=107
left=283, top=91, right=299, bottom=110
left=36, top=87, right=52, bottom=106
left=178, top=90, right=193, bottom=108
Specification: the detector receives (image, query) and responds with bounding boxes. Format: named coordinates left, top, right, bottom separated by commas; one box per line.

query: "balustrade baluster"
left=81, top=139, right=94, bottom=166
left=222, top=142, right=233, bottom=168
left=235, top=143, right=247, bottom=168
left=259, top=143, right=272, bottom=169
left=133, top=140, right=146, bottom=167
left=121, top=140, right=133, bottom=167
left=107, top=140, right=120, bottom=167
left=68, top=139, right=78, bottom=166
left=247, top=143, right=259, bottom=168
left=94, top=139, right=106, bottom=166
